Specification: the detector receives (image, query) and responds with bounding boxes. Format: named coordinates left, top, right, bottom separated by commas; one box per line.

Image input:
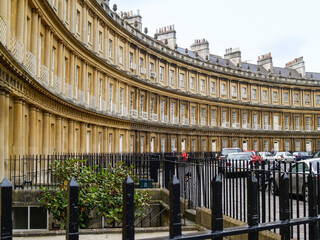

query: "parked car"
left=293, top=152, right=312, bottom=161
left=224, top=152, right=252, bottom=175
left=258, top=152, right=275, bottom=161
left=219, top=148, right=242, bottom=161
left=312, top=150, right=320, bottom=158
left=271, top=158, right=320, bottom=201
left=244, top=150, right=263, bottom=164
left=274, top=152, right=296, bottom=162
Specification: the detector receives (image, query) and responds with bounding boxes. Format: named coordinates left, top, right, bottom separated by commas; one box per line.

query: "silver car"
left=274, top=152, right=296, bottom=162
left=271, top=158, right=320, bottom=201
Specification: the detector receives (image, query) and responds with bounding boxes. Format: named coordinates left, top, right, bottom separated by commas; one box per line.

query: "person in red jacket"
left=182, top=150, right=189, bottom=162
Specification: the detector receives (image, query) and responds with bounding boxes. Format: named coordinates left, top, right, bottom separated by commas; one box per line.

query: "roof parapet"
left=224, top=47, right=241, bottom=68
left=190, top=39, right=209, bottom=60
left=257, top=53, right=273, bottom=73
left=154, top=25, right=176, bottom=49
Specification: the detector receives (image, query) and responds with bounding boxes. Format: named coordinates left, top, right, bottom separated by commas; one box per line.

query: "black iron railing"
left=7, top=152, right=320, bottom=239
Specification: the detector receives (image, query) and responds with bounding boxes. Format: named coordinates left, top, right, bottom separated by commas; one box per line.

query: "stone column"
left=4, top=94, right=9, bottom=168
left=13, top=99, right=23, bottom=156
left=70, top=0, right=75, bottom=33
left=70, top=51, right=75, bottom=97
left=31, top=9, right=39, bottom=56
left=80, top=123, right=86, bottom=153
left=5, top=0, right=11, bottom=46
left=42, top=112, right=50, bottom=155
left=58, top=40, right=63, bottom=90
left=82, top=3, right=87, bottom=45
left=28, top=106, right=37, bottom=155
left=56, top=117, right=62, bottom=153
left=16, top=0, right=25, bottom=43
left=44, top=26, right=51, bottom=72
left=92, top=125, right=97, bottom=153
left=93, top=14, right=98, bottom=52
left=0, top=91, right=6, bottom=180
left=82, top=61, right=87, bottom=99
left=93, top=68, right=98, bottom=106
left=68, top=120, right=74, bottom=153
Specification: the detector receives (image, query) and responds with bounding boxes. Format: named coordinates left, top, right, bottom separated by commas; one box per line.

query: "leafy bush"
left=38, top=158, right=151, bottom=227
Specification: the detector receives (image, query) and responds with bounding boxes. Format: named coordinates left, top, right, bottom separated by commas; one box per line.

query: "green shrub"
left=38, top=158, right=151, bottom=227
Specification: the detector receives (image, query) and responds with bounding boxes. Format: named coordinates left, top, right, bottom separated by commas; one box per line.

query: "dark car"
left=293, top=152, right=312, bottom=161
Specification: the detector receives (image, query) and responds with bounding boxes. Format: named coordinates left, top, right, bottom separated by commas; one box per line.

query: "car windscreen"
left=300, top=152, right=308, bottom=156
left=237, top=155, right=251, bottom=160
left=222, top=149, right=241, bottom=156
left=285, top=152, right=293, bottom=156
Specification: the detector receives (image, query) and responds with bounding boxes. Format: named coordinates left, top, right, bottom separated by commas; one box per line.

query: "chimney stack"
left=224, top=48, right=241, bottom=67
left=285, top=56, right=306, bottom=78
left=190, top=39, right=209, bottom=59
left=124, top=10, right=142, bottom=32
left=257, top=53, right=273, bottom=73
left=154, top=25, right=176, bottom=49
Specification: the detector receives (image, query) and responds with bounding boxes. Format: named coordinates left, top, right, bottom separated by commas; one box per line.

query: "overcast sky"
left=111, top=0, right=319, bottom=73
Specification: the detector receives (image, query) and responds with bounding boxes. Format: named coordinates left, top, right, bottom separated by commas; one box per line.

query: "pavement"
left=13, top=227, right=200, bottom=240
left=14, top=231, right=199, bottom=240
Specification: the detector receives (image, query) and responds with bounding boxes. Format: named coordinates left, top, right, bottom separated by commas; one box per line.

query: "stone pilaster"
left=68, top=120, right=74, bottom=153
left=28, top=106, right=37, bottom=155
left=42, top=112, right=50, bottom=155
left=80, top=123, right=86, bottom=153
left=0, top=91, right=6, bottom=179
left=56, top=117, right=62, bottom=153
left=13, top=99, right=23, bottom=156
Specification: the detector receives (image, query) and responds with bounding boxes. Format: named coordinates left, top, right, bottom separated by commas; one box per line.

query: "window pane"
left=30, top=207, right=47, bottom=229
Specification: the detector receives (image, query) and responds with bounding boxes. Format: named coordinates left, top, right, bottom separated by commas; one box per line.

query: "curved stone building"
left=1, top=0, right=320, bottom=177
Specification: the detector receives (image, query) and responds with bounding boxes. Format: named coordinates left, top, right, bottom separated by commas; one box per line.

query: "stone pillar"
left=80, top=123, right=86, bottom=153
left=92, top=125, right=97, bottom=153
left=5, top=0, right=11, bottom=46
left=82, top=3, right=87, bottom=45
left=82, top=61, right=87, bottom=95
left=13, top=99, right=23, bottom=156
left=28, top=106, right=37, bottom=155
left=0, top=91, right=6, bottom=180
left=42, top=112, right=50, bottom=155
left=16, top=0, right=25, bottom=43
left=70, top=51, right=75, bottom=96
left=56, top=117, right=62, bottom=153
left=31, top=9, right=39, bottom=56
left=70, top=0, right=75, bottom=33
left=93, top=14, right=98, bottom=52
left=4, top=94, right=9, bottom=176
left=57, top=41, right=63, bottom=87
left=93, top=68, right=98, bottom=104
left=68, top=120, right=74, bottom=153
left=44, top=27, right=51, bottom=70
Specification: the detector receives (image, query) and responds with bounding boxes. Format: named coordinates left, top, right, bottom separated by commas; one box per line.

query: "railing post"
left=247, top=172, right=258, bottom=240
left=1, top=178, right=12, bottom=240
left=279, top=172, right=290, bottom=240
left=211, top=175, right=223, bottom=240
left=308, top=171, right=318, bottom=239
left=150, top=154, right=159, bottom=183
left=170, top=175, right=181, bottom=238
left=122, top=176, right=135, bottom=240
left=66, top=178, right=79, bottom=240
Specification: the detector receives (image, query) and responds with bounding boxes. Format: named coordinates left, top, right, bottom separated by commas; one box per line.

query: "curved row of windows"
left=0, top=0, right=320, bottom=166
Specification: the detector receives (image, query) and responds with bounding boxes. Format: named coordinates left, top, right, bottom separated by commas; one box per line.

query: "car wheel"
left=270, top=179, right=278, bottom=195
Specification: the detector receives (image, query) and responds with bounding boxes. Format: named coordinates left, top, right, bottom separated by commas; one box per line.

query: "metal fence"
left=7, top=153, right=320, bottom=239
